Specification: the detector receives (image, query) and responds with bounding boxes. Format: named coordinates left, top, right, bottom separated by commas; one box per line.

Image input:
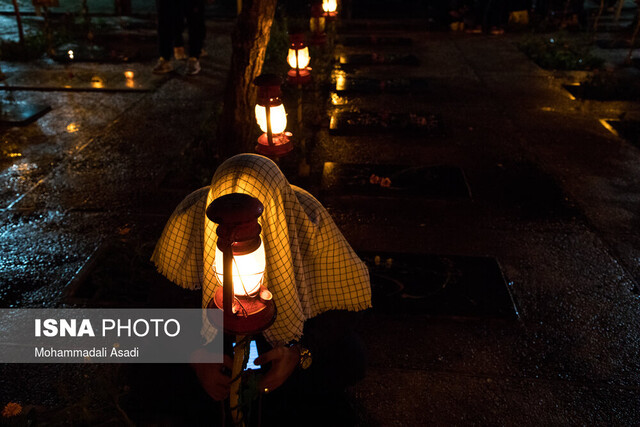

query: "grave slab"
left=337, top=53, right=421, bottom=67
left=322, top=163, right=471, bottom=199
left=333, top=77, right=429, bottom=94
left=329, top=110, right=443, bottom=136
left=360, top=251, right=517, bottom=319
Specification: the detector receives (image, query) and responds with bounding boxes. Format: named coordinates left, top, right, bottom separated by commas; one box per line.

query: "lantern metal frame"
left=206, top=193, right=276, bottom=336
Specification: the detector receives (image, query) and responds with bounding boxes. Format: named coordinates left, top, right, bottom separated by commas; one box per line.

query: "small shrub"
left=518, top=34, right=604, bottom=70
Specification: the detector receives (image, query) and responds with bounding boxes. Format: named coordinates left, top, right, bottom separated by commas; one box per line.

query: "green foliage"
left=518, top=34, right=604, bottom=70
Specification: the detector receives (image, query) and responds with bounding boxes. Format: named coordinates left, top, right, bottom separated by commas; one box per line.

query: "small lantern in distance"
left=206, top=193, right=276, bottom=336
left=287, top=33, right=311, bottom=85
left=323, top=0, right=338, bottom=20
left=310, top=3, right=327, bottom=45
left=254, top=74, right=293, bottom=157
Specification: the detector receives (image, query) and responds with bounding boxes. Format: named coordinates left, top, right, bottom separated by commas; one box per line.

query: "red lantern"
left=206, top=193, right=276, bottom=335
left=287, top=33, right=312, bottom=85
left=254, top=74, right=293, bottom=157
left=310, top=3, right=327, bottom=45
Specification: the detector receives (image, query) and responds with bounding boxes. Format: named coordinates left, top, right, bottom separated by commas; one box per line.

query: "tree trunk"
left=217, top=0, right=278, bottom=159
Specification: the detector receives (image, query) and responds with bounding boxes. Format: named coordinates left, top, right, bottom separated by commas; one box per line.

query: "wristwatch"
left=287, top=340, right=312, bottom=370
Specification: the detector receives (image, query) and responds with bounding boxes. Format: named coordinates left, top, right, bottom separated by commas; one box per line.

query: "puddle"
left=361, top=251, right=518, bottom=319
left=322, top=163, right=471, bottom=199
left=329, top=110, right=442, bottom=136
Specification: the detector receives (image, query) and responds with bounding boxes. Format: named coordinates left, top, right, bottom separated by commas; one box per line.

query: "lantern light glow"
left=323, top=0, right=337, bottom=13
left=286, top=33, right=312, bottom=85
left=287, top=47, right=310, bottom=69
left=323, top=0, right=338, bottom=18
left=214, top=241, right=265, bottom=297
left=255, top=103, right=287, bottom=135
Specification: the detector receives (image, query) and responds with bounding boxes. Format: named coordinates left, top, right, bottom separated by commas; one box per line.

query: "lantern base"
left=209, top=288, right=277, bottom=335
left=256, top=132, right=293, bottom=157
left=287, top=68, right=312, bottom=85
left=324, top=12, right=338, bottom=21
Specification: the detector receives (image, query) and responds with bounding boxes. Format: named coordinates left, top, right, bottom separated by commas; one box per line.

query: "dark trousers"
left=156, top=0, right=206, bottom=60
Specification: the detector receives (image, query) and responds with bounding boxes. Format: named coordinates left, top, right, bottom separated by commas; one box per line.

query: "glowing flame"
left=68, top=50, right=74, bottom=60
left=124, top=71, right=134, bottom=80
left=255, top=104, right=287, bottom=134
left=287, top=47, right=310, bottom=69
left=214, top=242, right=266, bottom=296
left=66, top=123, right=79, bottom=133
left=323, top=0, right=337, bottom=13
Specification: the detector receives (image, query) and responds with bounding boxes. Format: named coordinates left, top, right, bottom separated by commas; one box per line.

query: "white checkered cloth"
left=151, top=154, right=371, bottom=345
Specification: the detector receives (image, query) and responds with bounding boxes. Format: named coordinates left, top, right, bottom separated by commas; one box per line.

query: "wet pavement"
left=1, top=4, right=640, bottom=426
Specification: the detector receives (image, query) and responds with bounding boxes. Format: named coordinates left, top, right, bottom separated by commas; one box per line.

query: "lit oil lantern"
left=287, top=33, right=311, bottom=85
left=310, top=3, right=327, bottom=45
left=323, top=0, right=338, bottom=20
left=206, top=193, right=276, bottom=335
left=254, top=74, right=292, bottom=157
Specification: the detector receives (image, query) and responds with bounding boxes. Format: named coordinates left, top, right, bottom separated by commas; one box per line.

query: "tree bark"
left=217, top=0, right=278, bottom=159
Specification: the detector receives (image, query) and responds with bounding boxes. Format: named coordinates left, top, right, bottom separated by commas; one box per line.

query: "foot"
left=174, top=46, right=187, bottom=60
left=152, top=57, right=173, bottom=74
left=185, top=57, right=201, bottom=75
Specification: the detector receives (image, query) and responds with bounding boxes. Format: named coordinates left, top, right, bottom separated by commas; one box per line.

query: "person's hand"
left=255, top=345, right=300, bottom=392
left=191, top=349, right=233, bottom=401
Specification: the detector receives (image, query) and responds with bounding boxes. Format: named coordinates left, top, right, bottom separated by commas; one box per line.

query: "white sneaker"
left=185, top=57, right=201, bottom=75
left=152, top=57, right=173, bottom=74
left=173, top=46, right=187, bottom=60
